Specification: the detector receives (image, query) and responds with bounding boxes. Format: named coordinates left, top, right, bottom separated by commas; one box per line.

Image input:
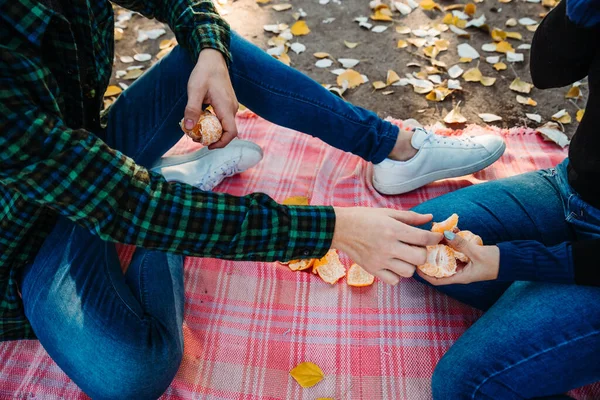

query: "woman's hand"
left=332, top=208, right=443, bottom=285
left=417, top=230, right=500, bottom=285
left=184, top=49, right=238, bottom=149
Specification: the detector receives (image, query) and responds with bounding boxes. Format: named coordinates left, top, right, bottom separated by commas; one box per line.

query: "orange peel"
left=287, top=259, right=315, bottom=271
left=313, top=250, right=346, bottom=284
left=347, top=263, right=375, bottom=287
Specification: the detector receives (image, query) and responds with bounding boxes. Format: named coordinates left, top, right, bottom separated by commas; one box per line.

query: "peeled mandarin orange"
left=418, top=244, right=458, bottom=278
left=180, top=111, right=223, bottom=146
left=431, top=213, right=459, bottom=233
left=347, top=263, right=375, bottom=287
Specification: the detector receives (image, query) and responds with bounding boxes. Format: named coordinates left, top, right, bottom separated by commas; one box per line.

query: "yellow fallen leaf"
left=282, top=196, right=310, bottom=205
left=444, top=4, right=465, bottom=10
left=444, top=102, right=467, bottom=124
left=256, top=0, right=270, bottom=4
left=552, top=110, right=572, bottom=124
left=371, top=10, right=393, bottom=21
left=509, top=78, right=533, bottom=94
left=415, top=71, right=428, bottom=80
left=420, top=0, right=440, bottom=10
left=344, top=41, right=359, bottom=49
left=442, top=13, right=454, bottom=24
left=277, top=52, right=291, bottom=66
left=480, top=76, right=496, bottom=86
left=455, top=18, right=467, bottom=28
left=273, top=3, right=292, bottom=10
left=505, top=31, right=523, bottom=40
left=373, top=81, right=388, bottom=90
left=542, top=0, right=556, bottom=7
left=526, top=24, right=539, bottom=32
left=499, top=0, right=511, bottom=3
left=407, top=38, right=427, bottom=48
left=382, top=90, right=394, bottom=95
left=495, top=41, right=514, bottom=53
left=387, top=70, right=400, bottom=85
left=565, top=85, right=582, bottom=99
left=156, top=47, right=173, bottom=60
left=337, top=69, right=365, bottom=89
left=516, top=95, right=537, bottom=106
left=159, top=39, right=173, bottom=49
left=435, top=39, right=449, bottom=51
left=463, top=67, right=483, bottom=82
left=491, top=29, right=507, bottom=41
left=425, top=66, right=442, bottom=74
left=576, top=109, right=585, bottom=122
left=397, top=40, right=408, bottom=49
left=423, top=45, right=440, bottom=59
left=291, top=21, right=310, bottom=36
left=396, top=26, right=411, bottom=34
left=464, top=3, right=476, bottom=16
left=493, top=62, right=507, bottom=71
left=426, top=87, right=453, bottom=101
left=459, top=57, right=473, bottom=63
left=123, top=69, right=143, bottom=80
left=114, top=28, right=123, bottom=41
left=289, top=362, right=324, bottom=388
left=313, top=52, right=331, bottom=59
left=104, top=85, right=122, bottom=97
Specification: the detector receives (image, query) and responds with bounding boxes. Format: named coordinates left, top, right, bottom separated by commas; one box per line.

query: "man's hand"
left=184, top=49, right=238, bottom=149
left=417, top=230, right=500, bottom=286
left=331, top=208, right=443, bottom=285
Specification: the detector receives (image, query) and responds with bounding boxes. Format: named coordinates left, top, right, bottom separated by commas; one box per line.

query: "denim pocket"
left=565, top=193, right=600, bottom=240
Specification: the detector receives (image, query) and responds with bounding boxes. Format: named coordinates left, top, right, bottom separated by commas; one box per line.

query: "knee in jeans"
left=84, top=342, right=183, bottom=400
left=431, top=353, right=475, bottom=400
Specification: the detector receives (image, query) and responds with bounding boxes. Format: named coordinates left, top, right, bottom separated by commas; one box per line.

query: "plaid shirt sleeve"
left=0, top=52, right=335, bottom=262
left=112, top=0, right=232, bottom=63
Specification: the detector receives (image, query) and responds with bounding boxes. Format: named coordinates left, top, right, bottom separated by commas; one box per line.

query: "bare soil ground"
left=112, top=0, right=587, bottom=137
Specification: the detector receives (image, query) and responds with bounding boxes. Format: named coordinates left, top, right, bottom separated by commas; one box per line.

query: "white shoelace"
left=197, top=159, right=241, bottom=191
left=418, top=128, right=479, bottom=148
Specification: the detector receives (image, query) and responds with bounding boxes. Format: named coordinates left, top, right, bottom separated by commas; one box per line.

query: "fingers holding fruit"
left=180, top=110, right=223, bottom=146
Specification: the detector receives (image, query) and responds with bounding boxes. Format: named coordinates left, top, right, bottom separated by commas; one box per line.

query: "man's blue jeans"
left=19, top=34, right=399, bottom=399
left=19, top=34, right=600, bottom=399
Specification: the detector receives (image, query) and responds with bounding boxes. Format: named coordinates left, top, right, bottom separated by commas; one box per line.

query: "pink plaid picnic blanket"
left=1, top=112, right=598, bottom=399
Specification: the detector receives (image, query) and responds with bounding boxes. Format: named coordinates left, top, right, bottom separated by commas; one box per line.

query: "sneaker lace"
left=197, top=159, right=241, bottom=191
left=419, top=128, right=478, bottom=148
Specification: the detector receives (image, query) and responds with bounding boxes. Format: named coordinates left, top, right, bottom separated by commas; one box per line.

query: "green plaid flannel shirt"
left=0, top=0, right=335, bottom=341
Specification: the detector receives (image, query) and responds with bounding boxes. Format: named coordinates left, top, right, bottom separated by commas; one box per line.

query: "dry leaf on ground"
left=289, top=362, right=324, bottom=388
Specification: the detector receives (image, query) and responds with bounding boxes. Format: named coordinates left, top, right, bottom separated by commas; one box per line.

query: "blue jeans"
left=411, top=159, right=600, bottom=399
left=19, top=34, right=399, bottom=399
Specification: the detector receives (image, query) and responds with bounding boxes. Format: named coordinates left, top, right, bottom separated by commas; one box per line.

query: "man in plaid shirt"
left=0, top=0, right=507, bottom=397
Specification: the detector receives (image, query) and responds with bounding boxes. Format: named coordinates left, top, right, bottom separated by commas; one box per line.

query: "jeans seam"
left=103, top=242, right=146, bottom=322
left=230, top=69, right=377, bottom=130
left=471, top=329, right=600, bottom=398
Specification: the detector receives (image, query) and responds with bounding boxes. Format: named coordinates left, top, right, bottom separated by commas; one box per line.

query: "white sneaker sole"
left=150, top=139, right=263, bottom=172
left=373, top=141, right=506, bottom=195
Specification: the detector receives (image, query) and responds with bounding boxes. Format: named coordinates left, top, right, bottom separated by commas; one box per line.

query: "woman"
left=412, top=1, right=600, bottom=398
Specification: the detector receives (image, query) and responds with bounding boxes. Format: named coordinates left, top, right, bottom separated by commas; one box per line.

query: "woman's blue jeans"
left=18, top=34, right=600, bottom=399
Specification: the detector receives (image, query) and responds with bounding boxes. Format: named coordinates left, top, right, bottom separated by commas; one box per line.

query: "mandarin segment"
left=431, top=213, right=459, bottom=233
left=418, top=244, right=458, bottom=278
left=347, top=263, right=375, bottom=287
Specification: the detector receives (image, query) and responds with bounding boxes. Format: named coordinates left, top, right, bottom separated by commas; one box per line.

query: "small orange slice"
left=288, top=259, right=315, bottom=271
left=347, top=263, right=375, bottom=287
left=431, top=213, right=459, bottom=233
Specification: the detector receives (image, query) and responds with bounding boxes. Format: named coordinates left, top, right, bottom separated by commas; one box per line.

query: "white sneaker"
left=150, top=139, right=263, bottom=191
left=373, top=127, right=506, bottom=195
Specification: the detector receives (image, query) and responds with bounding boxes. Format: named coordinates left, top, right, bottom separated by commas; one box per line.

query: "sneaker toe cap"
left=471, top=135, right=506, bottom=155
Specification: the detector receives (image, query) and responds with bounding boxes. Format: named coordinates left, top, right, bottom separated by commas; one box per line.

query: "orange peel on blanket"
left=418, top=214, right=484, bottom=278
